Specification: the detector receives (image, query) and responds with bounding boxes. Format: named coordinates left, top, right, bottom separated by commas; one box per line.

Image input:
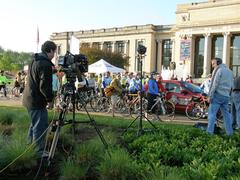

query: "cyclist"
left=0, top=70, right=10, bottom=97
left=146, top=72, right=158, bottom=114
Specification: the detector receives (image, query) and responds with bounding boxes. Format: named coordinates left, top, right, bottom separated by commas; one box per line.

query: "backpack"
left=104, top=86, right=114, bottom=97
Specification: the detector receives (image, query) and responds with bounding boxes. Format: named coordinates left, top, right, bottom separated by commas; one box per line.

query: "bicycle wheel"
left=185, top=101, right=206, bottom=120
left=154, top=100, right=175, bottom=121
left=129, top=97, right=148, bottom=117
left=116, top=98, right=128, bottom=114
left=11, top=87, right=20, bottom=97
left=96, top=97, right=110, bottom=112
left=89, top=97, right=98, bottom=112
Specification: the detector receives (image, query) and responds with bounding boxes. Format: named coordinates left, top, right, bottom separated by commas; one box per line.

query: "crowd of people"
left=37, top=56, right=240, bottom=138
left=0, top=70, right=27, bottom=97
left=1, top=40, right=239, bottom=159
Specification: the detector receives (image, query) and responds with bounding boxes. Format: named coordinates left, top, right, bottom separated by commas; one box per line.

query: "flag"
left=37, top=26, right=39, bottom=44
left=36, top=26, right=39, bottom=52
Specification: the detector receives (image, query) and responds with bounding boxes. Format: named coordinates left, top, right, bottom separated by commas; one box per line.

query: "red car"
left=161, top=80, right=203, bottom=113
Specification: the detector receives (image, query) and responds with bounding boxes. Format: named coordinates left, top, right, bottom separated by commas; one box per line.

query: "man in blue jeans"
left=207, top=58, right=233, bottom=135
left=232, top=75, right=240, bottom=130
left=23, top=41, right=56, bottom=157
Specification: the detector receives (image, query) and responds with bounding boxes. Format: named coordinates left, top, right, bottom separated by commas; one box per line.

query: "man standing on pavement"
left=231, top=75, right=240, bottom=130
left=207, top=57, right=233, bottom=135
left=23, top=41, right=56, bottom=157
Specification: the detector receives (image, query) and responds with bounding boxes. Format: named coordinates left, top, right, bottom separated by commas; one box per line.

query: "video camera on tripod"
left=46, top=51, right=108, bottom=170
left=58, top=51, right=88, bottom=82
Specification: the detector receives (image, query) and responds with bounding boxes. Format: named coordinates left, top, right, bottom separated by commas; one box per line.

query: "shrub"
left=143, top=166, right=185, bottom=180
left=0, top=130, right=37, bottom=171
left=60, top=158, right=87, bottom=180
left=0, top=111, right=15, bottom=125
left=97, top=148, right=140, bottom=180
left=73, top=138, right=105, bottom=167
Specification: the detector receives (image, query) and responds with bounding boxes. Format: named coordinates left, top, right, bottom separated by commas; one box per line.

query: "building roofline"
left=50, top=24, right=175, bottom=40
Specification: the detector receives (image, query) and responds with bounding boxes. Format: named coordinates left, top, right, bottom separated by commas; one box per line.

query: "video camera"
left=58, top=51, right=88, bottom=82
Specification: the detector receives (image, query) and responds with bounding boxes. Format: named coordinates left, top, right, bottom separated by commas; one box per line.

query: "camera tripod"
left=123, top=51, right=157, bottom=136
left=47, top=80, right=108, bottom=167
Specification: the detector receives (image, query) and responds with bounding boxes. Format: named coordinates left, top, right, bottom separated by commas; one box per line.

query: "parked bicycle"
left=185, top=94, right=225, bottom=126
left=147, top=92, right=175, bottom=121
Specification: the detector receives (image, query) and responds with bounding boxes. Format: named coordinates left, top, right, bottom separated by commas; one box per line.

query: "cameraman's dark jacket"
left=23, top=53, right=54, bottom=110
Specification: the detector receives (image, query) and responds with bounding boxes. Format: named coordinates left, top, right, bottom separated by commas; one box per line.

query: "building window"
left=117, top=41, right=124, bottom=54
left=230, top=34, right=240, bottom=77
left=194, top=36, right=204, bottom=78
left=92, top=42, right=99, bottom=49
left=81, top=43, right=90, bottom=49
left=105, top=42, right=112, bottom=52
left=212, top=35, right=223, bottom=59
left=162, top=39, right=172, bottom=69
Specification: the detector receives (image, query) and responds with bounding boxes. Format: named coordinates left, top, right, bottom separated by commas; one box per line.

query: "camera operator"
left=23, top=40, right=56, bottom=157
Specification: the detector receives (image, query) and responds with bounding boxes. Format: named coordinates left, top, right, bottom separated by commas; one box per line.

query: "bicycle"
left=75, top=88, right=98, bottom=112
left=185, top=94, right=226, bottom=127
left=147, top=92, right=175, bottom=121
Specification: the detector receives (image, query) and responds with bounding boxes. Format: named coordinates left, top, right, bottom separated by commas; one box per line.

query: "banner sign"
left=180, top=39, right=191, bottom=61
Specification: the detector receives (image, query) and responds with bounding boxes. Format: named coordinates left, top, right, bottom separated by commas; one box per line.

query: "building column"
left=100, top=42, right=104, bottom=50
left=156, top=39, right=162, bottom=72
left=222, top=32, right=231, bottom=66
left=202, top=33, right=212, bottom=78
left=124, top=40, right=129, bottom=55
left=189, top=35, right=195, bottom=77
left=112, top=41, right=116, bottom=53
left=89, top=42, right=93, bottom=48
left=171, top=38, right=175, bottom=62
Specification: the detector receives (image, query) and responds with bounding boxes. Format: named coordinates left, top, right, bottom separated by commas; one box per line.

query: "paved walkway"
left=0, top=96, right=207, bottom=126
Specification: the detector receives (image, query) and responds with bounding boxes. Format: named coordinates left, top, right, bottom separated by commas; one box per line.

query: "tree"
left=80, top=47, right=129, bottom=68
left=0, top=48, right=32, bottom=72
left=0, top=46, right=4, bottom=53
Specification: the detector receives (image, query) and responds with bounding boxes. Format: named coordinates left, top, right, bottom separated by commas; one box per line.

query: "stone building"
left=50, top=0, right=240, bottom=79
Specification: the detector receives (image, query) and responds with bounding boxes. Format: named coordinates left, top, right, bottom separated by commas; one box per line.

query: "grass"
left=0, top=106, right=197, bottom=179
left=60, top=158, right=87, bottom=180
left=0, top=129, right=37, bottom=172
left=97, top=148, right=141, bottom=180
left=142, top=166, right=185, bottom=180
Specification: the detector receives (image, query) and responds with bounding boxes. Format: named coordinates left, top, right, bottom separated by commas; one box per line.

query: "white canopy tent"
left=88, top=59, right=125, bottom=73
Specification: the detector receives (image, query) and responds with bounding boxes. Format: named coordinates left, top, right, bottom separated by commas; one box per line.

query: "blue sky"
left=0, top=0, right=202, bottom=52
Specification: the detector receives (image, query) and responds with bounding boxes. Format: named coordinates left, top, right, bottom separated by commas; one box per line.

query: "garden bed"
left=0, top=106, right=240, bottom=179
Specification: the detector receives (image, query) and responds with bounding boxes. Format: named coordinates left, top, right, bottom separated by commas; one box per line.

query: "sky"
left=0, top=0, right=203, bottom=53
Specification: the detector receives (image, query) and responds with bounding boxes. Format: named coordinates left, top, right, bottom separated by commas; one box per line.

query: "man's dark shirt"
left=23, top=53, right=54, bottom=109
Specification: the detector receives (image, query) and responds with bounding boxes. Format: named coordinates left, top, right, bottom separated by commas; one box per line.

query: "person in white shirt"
left=200, top=74, right=211, bottom=95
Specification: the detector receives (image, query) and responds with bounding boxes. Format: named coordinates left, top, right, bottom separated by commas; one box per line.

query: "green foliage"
left=0, top=49, right=32, bottom=71
left=60, top=158, right=87, bottom=180
left=97, top=148, right=140, bottom=180
left=0, top=111, right=15, bottom=125
left=123, top=126, right=240, bottom=179
left=80, top=47, right=129, bottom=68
left=0, top=130, right=37, bottom=171
left=143, top=166, right=185, bottom=180
left=73, top=138, right=105, bottom=167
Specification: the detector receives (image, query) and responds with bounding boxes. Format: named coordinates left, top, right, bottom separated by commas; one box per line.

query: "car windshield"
left=181, top=82, right=202, bottom=93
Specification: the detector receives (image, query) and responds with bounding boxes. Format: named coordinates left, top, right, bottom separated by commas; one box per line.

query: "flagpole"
left=37, top=25, right=39, bottom=53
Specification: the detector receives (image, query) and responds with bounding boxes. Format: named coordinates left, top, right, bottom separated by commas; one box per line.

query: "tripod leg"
left=47, top=126, right=61, bottom=166
left=82, top=105, right=110, bottom=156
left=122, top=116, right=139, bottom=135
left=90, top=119, right=108, bottom=149
left=142, top=114, right=158, bottom=129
